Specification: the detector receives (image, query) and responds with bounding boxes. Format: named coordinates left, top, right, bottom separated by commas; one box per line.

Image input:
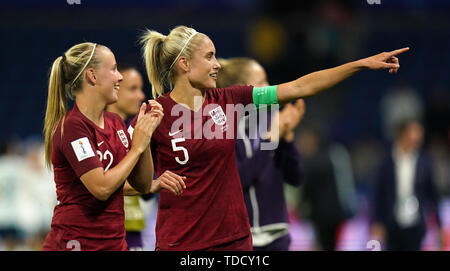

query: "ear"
left=177, top=56, right=190, bottom=73
left=85, top=68, right=97, bottom=86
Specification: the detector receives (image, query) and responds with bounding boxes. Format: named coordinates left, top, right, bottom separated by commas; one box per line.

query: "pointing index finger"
left=389, top=47, right=410, bottom=57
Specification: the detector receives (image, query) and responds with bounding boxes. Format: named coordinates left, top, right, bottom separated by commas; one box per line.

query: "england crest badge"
left=117, top=129, right=129, bottom=148
left=208, top=106, right=227, bottom=126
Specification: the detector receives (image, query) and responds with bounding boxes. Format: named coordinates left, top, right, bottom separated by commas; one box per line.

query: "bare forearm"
left=124, top=178, right=162, bottom=195
left=276, top=47, right=410, bottom=104
left=81, top=148, right=142, bottom=201
left=128, top=146, right=154, bottom=194
left=277, top=60, right=365, bottom=104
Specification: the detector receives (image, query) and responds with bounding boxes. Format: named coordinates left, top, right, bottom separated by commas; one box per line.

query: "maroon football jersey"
left=43, top=103, right=131, bottom=251
left=131, top=86, right=254, bottom=250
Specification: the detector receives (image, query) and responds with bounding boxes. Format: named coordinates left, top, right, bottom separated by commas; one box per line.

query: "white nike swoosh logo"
left=97, top=141, right=104, bottom=146
left=168, top=129, right=183, bottom=137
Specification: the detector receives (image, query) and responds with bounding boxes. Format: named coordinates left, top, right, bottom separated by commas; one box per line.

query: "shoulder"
left=63, top=111, right=90, bottom=132
left=207, top=85, right=253, bottom=100
left=210, top=85, right=253, bottom=94
left=58, top=109, right=94, bottom=143
left=154, top=93, right=179, bottom=115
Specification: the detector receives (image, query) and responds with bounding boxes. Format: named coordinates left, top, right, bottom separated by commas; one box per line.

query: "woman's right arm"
left=80, top=148, right=144, bottom=201
left=80, top=104, right=156, bottom=201
left=276, top=48, right=409, bottom=104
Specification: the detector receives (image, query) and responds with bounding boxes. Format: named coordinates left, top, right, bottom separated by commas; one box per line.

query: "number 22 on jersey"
left=97, top=150, right=113, bottom=172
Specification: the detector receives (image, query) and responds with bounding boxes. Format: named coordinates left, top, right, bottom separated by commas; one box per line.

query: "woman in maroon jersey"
left=42, top=42, right=163, bottom=251
left=136, top=25, right=409, bottom=251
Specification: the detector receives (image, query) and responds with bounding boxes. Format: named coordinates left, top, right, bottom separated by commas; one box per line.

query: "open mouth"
left=210, top=73, right=217, bottom=80
left=113, top=85, right=120, bottom=90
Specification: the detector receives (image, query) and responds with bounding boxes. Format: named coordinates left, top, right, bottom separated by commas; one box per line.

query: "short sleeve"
left=226, top=85, right=254, bottom=106
left=60, top=119, right=102, bottom=178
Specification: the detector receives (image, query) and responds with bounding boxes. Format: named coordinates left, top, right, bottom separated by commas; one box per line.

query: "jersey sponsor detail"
left=71, top=137, right=95, bottom=162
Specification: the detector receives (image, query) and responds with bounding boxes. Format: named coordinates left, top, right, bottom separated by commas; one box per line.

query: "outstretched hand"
left=362, top=47, right=410, bottom=74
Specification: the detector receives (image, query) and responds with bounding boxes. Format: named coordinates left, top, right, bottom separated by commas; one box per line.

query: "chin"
left=207, top=81, right=217, bottom=89
left=106, top=96, right=118, bottom=105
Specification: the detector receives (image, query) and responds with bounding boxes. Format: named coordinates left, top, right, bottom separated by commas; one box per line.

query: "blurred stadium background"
left=0, top=0, right=449, bottom=250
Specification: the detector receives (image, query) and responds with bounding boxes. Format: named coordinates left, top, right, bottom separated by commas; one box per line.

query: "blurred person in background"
left=0, top=138, right=56, bottom=251
left=0, top=139, right=23, bottom=250
left=106, top=64, right=148, bottom=250
left=17, top=139, right=56, bottom=250
left=107, top=64, right=183, bottom=251
left=297, top=126, right=357, bottom=250
left=371, top=119, right=444, bottom=250
left=380, top=81, right=423, bottom=141
left=216, top=57, right=304, bottom=251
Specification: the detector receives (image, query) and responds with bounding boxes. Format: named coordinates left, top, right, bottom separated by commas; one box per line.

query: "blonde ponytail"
left=43, top=42, right=102, bottom=169
left=140, top=30, right=167, bottom=98
left=44, top=56, right=67, bottom=169
left=140, top=26, right=207, bottom=98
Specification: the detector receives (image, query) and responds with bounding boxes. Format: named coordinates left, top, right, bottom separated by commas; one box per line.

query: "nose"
left=138, top=89, right=145, bottom=102
left=118, top=71, right=123, bottom=82
left=213, top=57, right=221, bottom=70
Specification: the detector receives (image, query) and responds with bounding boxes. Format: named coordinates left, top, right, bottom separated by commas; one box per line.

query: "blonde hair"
left=216, top=57, right=258, bottom=88
left=43, top=42, right=104, bottom=169
left=140, top=25, right=208, bottom=98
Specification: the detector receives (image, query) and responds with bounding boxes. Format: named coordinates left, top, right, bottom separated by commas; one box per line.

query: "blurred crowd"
left=0, top=138, right=56, bottom=250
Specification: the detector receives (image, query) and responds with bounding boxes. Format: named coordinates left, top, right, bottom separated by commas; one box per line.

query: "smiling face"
left=87, top=47, right=123, bottom=105
left=185, top=37, right=221, bottom=90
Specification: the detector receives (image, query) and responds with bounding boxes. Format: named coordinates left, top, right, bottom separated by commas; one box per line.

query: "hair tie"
left=157, top=40, right=164, bottom=50
left=71, top=43, right=97, bottom=86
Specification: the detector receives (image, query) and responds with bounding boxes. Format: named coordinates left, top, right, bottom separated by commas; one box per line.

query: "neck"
left=106, top=104, right=127, bottom=121
left=170, top=79, right=206, bottom=111
left=76, top=88, right=106, bottom=128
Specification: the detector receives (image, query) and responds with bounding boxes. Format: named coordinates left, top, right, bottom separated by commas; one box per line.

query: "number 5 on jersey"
left=171, top=138, right=189, bottom=165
